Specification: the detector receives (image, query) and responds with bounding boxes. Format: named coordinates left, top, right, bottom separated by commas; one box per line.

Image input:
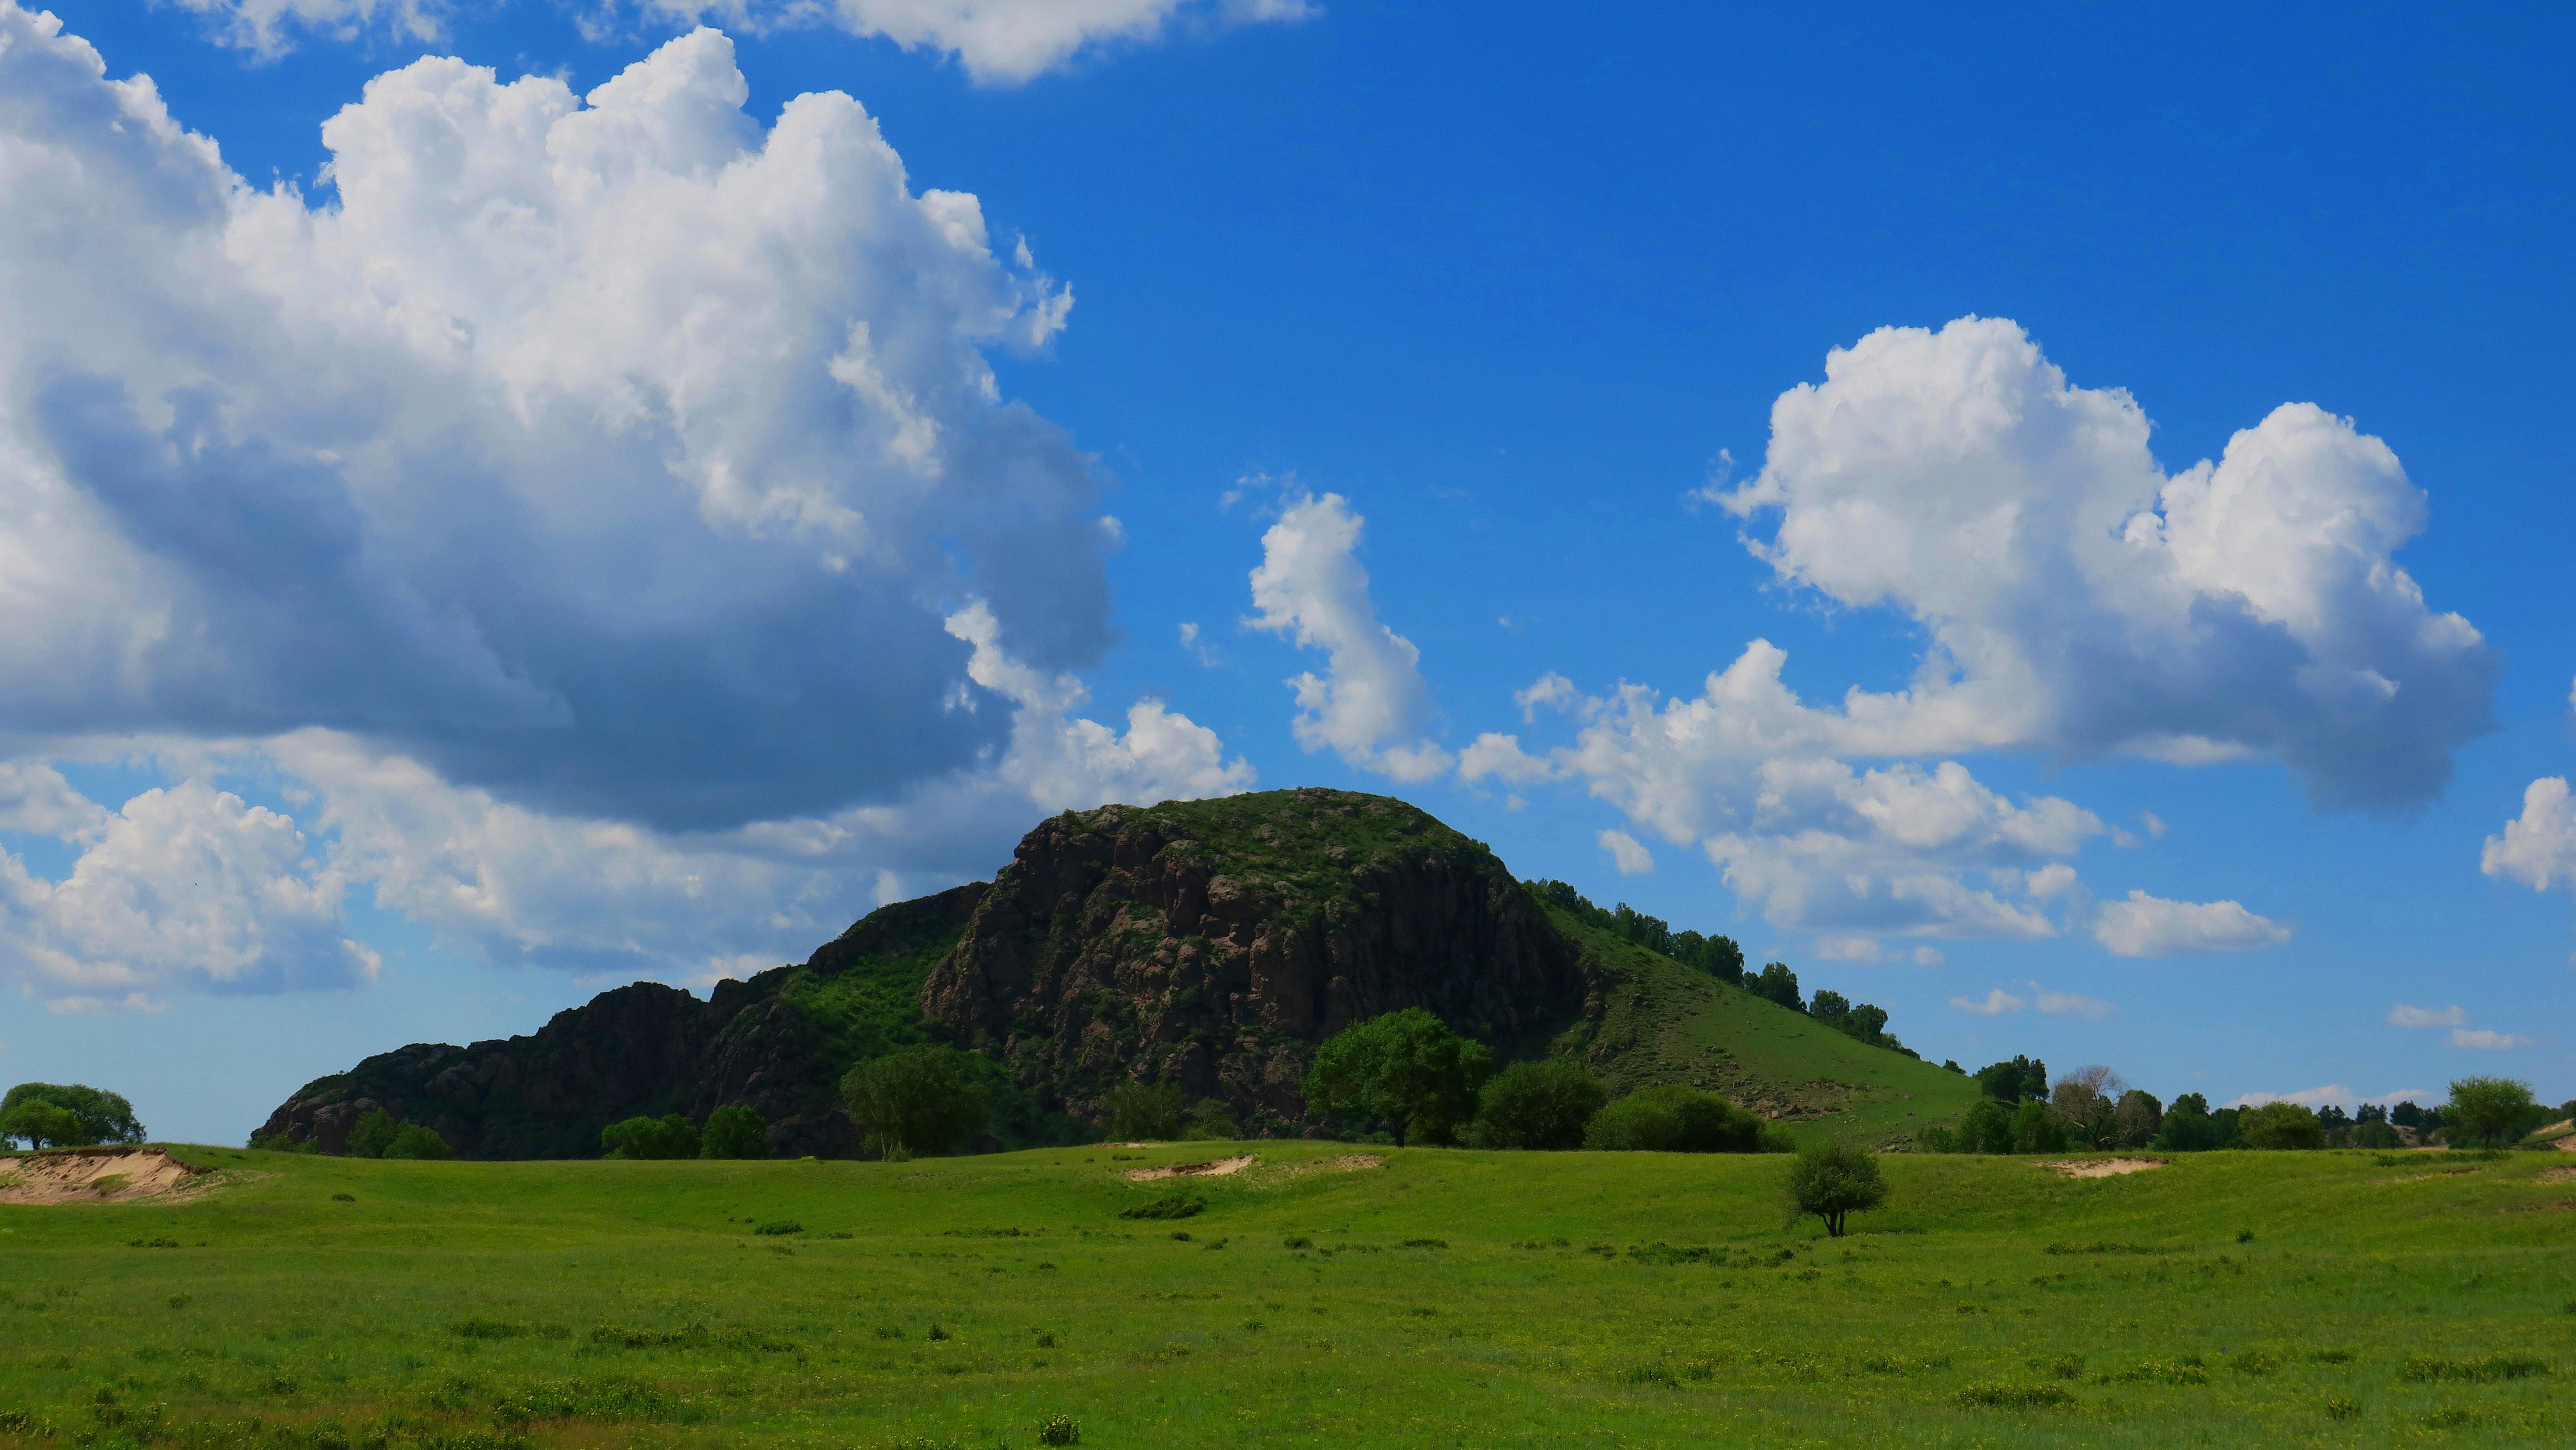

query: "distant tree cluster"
left=598, top=1104, right=769, bottom=1160
left=1303, top=1009, right=1793, bottom=1154
left=1920, top=1069, right=2569, bottom=1155
left=2, top=1083, right=144, bottom=1150
left=1526, top=880, right=1745, bottom=982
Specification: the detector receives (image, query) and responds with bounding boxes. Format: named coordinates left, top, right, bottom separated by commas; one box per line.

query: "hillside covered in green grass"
left=4, top=1143, right=2570, bottom=1448
left=260, top=788, right=1975, bottom=1157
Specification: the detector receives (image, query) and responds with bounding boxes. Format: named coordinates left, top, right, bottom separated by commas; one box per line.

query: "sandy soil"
left=2037, top=1157, right=2166, bottom=1179
left=2536, top=1167, right=2576, bottom=1185
left=0, top=1148, right=210, bottom=1205
left=1269, top=1153, right=1385, bottom=1180
left=1125, top=1154, right=1259, bottom=1182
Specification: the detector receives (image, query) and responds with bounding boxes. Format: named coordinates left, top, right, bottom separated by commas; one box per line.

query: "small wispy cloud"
left=2450, top=1028, right=2533, bottom=1051
left=1950, top=988, right=2026, bottom=1016
left=2388, top=1003, right=2469, bottom=1029
left=2034, top=988, right=2117, bottom=1021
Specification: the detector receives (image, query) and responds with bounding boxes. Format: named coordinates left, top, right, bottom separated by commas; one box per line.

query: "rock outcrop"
left=256, top=788, right=1591, bottom=1155
left=923, top=789, right=1587, bottom=1135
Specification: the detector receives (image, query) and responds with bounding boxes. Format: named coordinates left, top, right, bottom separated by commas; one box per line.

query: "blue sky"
left=4, top=0, right=2572, bottom=1143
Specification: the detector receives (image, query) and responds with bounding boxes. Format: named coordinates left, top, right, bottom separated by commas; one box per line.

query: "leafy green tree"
left=1101, top=1082, right=1187, bottom=1141
left=1784, top=1141, right=1888, bottom=1237
left=1182, top=1098, right=1240, bottom=1141
left=2351, top=1120, right=2402, bottom=1150
left=1468, top=1060, right=1608, bottom=1150
left=2051, top=1066, right=2124, bottom=1149
left=1956, top=1098, right=2016, bottom=1153
left=2009, top=1100, right=2069, bottom=1153
left=1582, top=1085, right=1771, bottom=1153
left=700, top=1104, right=769, bottom=1160
left=1973, top=1056, right=2048, bottom=1104
left=2149, top=1093, right=2219, bottom=1151
left=842, top=1046, right=991, bottom=1160
left=1304, top=1009, right=1492, bottom=1146
left=0, top=1100, right=81, bottom=1149
left=346, top=1108, right=402, bottom=1159
left=0, top=1083, right=144, bottom=1147
left=2113, top=1089, right=2163, bottom=1148
left=2444, top=1077, right=2537, bottom=1148
left=1670, top=929, right=1746, bottom=983
left=601, top=1113, right=700, bottom=1160
left=383, top=1124, right=453, bottom=1160
left=1748, top=962, right=1803, bottom=1011
left=2237, top=1101, right=2323, bottom=1150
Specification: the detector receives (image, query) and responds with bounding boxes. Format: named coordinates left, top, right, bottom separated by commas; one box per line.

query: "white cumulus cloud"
left=2448, top=1028, right=2532, bottom=1051
left=1950, top=988, right=2025, bottom=1015
left=2481, top=777, right=2576, bottom=894
left=2388, top=1003, right=2470, bottom=1029
left=0, top=8, right=1252, bottom=1005
left=1598, top=829, right=1654, bottom=876
left=1247, top=492, right=1453, bottom=782
left=168, top=0, right=1312, bottom=82
left=2092, top=890, right=2291, bottom=957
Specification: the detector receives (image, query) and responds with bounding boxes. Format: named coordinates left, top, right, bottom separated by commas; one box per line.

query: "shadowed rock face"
left=252, top=884, right=986, bottom=1160
left=922, top=788, right=1587, bottom=1136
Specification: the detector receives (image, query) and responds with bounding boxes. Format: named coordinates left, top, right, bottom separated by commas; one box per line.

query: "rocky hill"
left=257, top=787, right=1965, bottom=1157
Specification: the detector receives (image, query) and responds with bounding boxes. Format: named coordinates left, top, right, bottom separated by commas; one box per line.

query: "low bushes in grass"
left=1036, top=1413, right=1081, bottom=1445
left=1952, top=1383, right=2077, bottom=1409
left=1119, top=1193, right=1205, bottom=1220
left=489, top=1377, right=707, bottom=1426
left=2399, top=1353, right=2548, bottom=1382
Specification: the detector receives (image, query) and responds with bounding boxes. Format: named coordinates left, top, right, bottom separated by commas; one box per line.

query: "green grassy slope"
left=1549, top=909, right=1988, bottom=1145
left=4, top=1144, right=2570, bottom=1448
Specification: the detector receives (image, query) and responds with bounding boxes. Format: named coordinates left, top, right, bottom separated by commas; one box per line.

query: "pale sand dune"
left=0, top=1148, right=210, bottom=1205
left=1125, top=1153, right=1259, bottom=1182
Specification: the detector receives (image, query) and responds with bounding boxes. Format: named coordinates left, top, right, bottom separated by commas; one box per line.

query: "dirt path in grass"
left=0, top=1148, right=210, bottom=1204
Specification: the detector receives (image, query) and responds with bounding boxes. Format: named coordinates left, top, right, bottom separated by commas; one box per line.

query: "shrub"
left=1119, top=1194, right=1205, bottom=1221
left=384, top=1124, right=453, bottom=1160
left=699, top=1104, right=768, bottom=1160
left=2398, top=1353, right=2547, bottom=1382
left=1101, top=1082, right=1186, bottom=1141
left=841, top=1047, right=990, bottom=1159
left=1784, top=1140, right=1887, bottom=1237
left=601, top=1114, right=700, bottom=1160
left=0, top=1083, right=144, bottom=1148
left=1182, top=1098, right=1240, bottom=1141
left=2009, top=1101, right=2069, bottom=1153
left=1304, top=1009, right=1491, bottom=1146
left=1037, top=1414, right=1080, bottom=1445
left=1912, top=1125, right=1961, bottom=1152
left=752, top=1221, right=802, bottom=1236
left=2351, top=1120, right=2403, bottom=1150
left=1583, top=1085, right=1768, bottom=1153
left=1467, top=1060, right=1606, bottom=1150
left=346, top=1108, right=402, bottom=1159
left=2237, top=1101, right=2323, bottom=1151
left=1956, top=1099, right=2016, bottom=1154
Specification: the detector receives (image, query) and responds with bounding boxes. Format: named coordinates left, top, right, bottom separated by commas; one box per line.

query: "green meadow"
left=5, top=1142, right=2572, bottom=1449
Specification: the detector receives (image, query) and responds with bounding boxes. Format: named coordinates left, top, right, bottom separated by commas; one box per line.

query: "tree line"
left=1921, top=1057, right=2572, bottom=1153
left=1526, top=880, right=1917, bottom=1056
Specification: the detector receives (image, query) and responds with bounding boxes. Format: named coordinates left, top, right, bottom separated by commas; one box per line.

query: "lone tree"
left=842, top=1046, right=990, bottom=1160
left=0, top=1083, right=144, bottom=1149
left=2445, top=1077, right=2537, bottom=1148
left=1304, top=1008, right=1491, bottom=1146
left=1785, top=1140, right=1887, bottom=1237
left=602, top=1113, right=700, bottom=1160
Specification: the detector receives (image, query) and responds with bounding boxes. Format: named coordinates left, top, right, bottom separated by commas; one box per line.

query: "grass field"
left=5, top=1142, right=2573, bottom=1448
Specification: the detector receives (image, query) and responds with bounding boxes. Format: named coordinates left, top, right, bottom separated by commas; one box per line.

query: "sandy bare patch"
left=2037, top=1158, right=2166, bottom=1179
left=2535, top=1167, right=2576, bottom=1185
left=0, top=1149, right=210, bottom=1205
left=1125, top=1154, right=1258, bottom=1183
left=2381, top=1166, right=2485, bottom=1183
left=2555, top=1135, right=2576, bottom=1153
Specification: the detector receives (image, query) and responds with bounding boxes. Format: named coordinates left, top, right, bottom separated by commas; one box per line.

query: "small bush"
left=1400, top=1238, right=1448, bottom=1249
left=166, top=1294, right=192, bottom=1310
left=600, top=1114, right=699, bottom=1160
left=1953, top=1383, right=2076, bottom=1409
left=451, top=1319, right=532, bottom=1340
left=752, top=1220, right=802, bottom=1236
left=384, top=1124, right=452, bottom=1160
left=1785, top=1140, right=1888, bottom=1237
left=2326, top=1398, right=2360, bottom=1421
left=127, top=1236, right=181, bottom=1249
left=1119, top=1193, right=1205, bottom=1220
left=1281, top=1235, right=1312, bottom=1249
left=1036, top=1414, right=1081, bottom=1445
left=1467, top=1060, right=1607, bottom=1150
left=346, top=1109, right=402, bottom=1159
left=330, top=1192, right=355, bottom=1202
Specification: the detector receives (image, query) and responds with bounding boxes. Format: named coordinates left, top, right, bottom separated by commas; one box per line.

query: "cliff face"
left=922, top=788, right=1588, bottom=1135
left=253, top=883, right=986, bottom=1159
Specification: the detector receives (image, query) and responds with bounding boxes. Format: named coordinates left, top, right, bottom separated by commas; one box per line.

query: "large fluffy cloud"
left=1707, top=316, right=2493, bottom=808
left=0, top=8, right=1250, bottom=1005
left=1466, top=316, right=2473, bottom=951
left=169, top=0, right=1312, bottom=82
left=2, top=9, right=1111, bottom=831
